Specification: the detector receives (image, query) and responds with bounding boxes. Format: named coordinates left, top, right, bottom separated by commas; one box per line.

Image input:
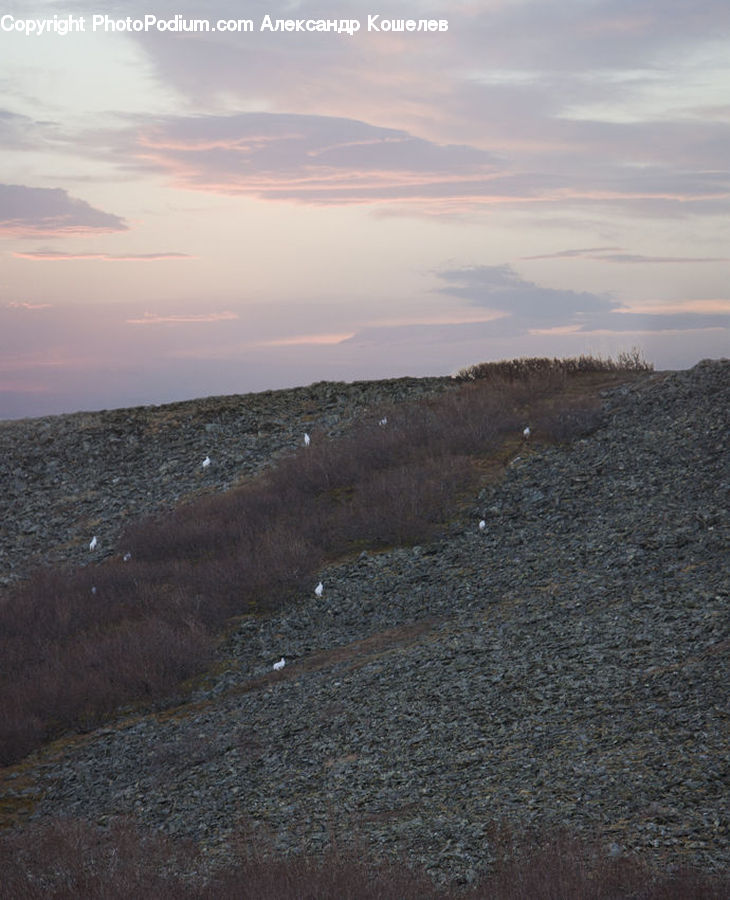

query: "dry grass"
left=0, top=816, right=726, bottom=899
left=2, top=351, right=722, bottom=895
left=0, top=356, right=649, bottom=766
left=455, top=349, right=653, bottom=382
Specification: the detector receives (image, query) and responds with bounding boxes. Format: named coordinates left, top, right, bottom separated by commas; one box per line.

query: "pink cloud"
left=97, top=109, right=730, bottom=217
left=521, top=246, right=623, bottom=260
left=6, top=301, right=53, bottom=310
left=256, top=332, right=356, bottom=347
left=126, top=311, right=239, bottom=325
left=123, top=112, right=499, bottom=206
left=619, top=298, right=730, bottom=315
left=435, top=264, right=730, bottom=337
left=0, top=184, right=127, bottom=236
left=596, top=253, right=730, bottom=264
left=12, top=250, right=194, bottom=261
left=369, top=311, right=507, bottom=327
left=521, top=247, right=730, bottom=263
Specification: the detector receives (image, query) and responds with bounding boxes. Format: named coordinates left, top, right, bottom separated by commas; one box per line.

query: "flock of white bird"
left=272, top=580, right=325, bottom=670
left=88, top=422, right=531, bottom=673
left=477, top=426, right=529, bottom=534
left=90, top=424, right=532, bottom=557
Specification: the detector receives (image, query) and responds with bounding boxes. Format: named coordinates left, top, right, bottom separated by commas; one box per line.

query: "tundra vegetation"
left=5, top=353, right=725, bottom=895
left=1, top=811, right=726, bottom=898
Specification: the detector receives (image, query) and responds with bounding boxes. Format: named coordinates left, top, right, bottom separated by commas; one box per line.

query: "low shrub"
left=1, top=816, right=726, bottom=899
left=455, top=350, right=653, bottom=382
left=0, top=357, right=649, bottom=765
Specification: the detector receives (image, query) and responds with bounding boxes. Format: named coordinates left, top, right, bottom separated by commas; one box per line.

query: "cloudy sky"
left=1, top=1, right=728, bottom=418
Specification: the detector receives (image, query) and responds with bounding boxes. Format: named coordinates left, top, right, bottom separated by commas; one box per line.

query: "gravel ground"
left=2, top=360, right=728, bottom=888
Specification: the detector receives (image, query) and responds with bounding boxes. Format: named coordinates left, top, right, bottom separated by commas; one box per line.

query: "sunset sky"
left=1, top=1, right=728, bottom=419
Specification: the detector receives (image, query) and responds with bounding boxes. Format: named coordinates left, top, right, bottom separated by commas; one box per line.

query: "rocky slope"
left=1, top=361, right=728, bottom=888
left=0, top=376, right=453, bottom=587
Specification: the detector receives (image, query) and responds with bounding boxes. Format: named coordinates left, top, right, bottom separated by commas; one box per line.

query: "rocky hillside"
left=0, top=376, right=453, bottom=587
left=1, top=360, right=728, bottom=889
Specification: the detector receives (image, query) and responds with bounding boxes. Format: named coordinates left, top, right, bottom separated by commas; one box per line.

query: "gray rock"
left=5, top=361, right=729, bottom=887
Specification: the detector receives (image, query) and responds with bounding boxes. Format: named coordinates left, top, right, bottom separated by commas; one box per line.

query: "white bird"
left=379, top=417, right=388, bottom=426
left=523, top=426, right=531, bottom=439
left=303, top=433, right=311, bottom=447
left=123, top=552, right=132, bottom=562
left=315, top=581, right=324, bottom=597
left=89, top=536, right=98, bottom=551
left=273, top=657, right=286, bottom=671
left=479, top=520, right=486, bottom=531
left=202, top=456, right=211, bottom=468
left=91, top=586, right=97, bottom=595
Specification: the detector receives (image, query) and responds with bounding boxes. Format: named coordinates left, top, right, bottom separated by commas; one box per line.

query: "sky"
left=1, top=1, right=728, bottom=419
